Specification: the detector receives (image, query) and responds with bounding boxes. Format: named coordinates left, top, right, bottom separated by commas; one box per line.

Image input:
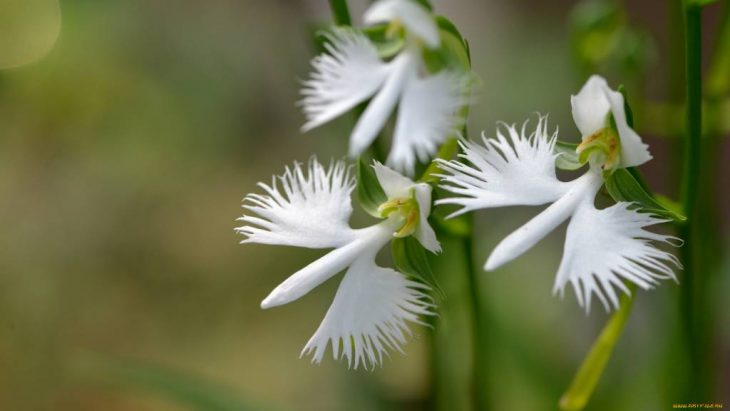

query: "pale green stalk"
left=558, top=285, right=636, bottom=411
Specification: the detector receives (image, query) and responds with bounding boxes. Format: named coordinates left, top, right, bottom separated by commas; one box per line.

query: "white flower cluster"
left=237, top=0, right=680, bottom=369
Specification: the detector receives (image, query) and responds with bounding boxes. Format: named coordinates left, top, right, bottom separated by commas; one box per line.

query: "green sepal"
left=422, top=16, right=471, bottom=73
left=362, top=24, right=406, bottom=58
left=435, top=16, right=468, bottom=57
left=654, top=194, right=685, bottom=220
left=392, top=236, right=444, bottom=297
left=554, top=140, right=584, bottom=170
left=603, top=168, right=686, bottom=222
left=356, top=157, right=387, bottom=217
left=616, top=84, right=634, bottom=127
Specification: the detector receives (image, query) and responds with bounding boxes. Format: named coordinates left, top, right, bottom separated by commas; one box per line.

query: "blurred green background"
left=0, top=0, right=728, bottom=410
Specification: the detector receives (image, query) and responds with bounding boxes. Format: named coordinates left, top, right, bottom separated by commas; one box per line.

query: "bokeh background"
left=0, top=0, right=728, bottom=410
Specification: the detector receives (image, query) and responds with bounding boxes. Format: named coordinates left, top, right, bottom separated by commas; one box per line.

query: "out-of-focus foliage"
left=0, top=0, right=727, bottom=410
left=570, top=0, right=656, bottom=81
left=0, top=0, right=61, bottom=68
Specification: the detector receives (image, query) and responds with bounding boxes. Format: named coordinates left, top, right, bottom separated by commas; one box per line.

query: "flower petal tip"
left=483, top=255, right=500, bottom=272
left=260, top=297, right=276, bottom=310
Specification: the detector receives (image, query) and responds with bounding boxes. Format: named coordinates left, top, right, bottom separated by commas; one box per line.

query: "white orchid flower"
left=436, top=111, right=680, bottom=313
left=571, top=74, right=652, bottom=170
left=300, top=0, right=468, bottom=176
left=236, top=158, right=440, bottom=368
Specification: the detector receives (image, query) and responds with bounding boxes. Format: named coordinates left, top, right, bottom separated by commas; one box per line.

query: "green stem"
left=679, top=0, right=703, bottom=399
left=419, top=137, right=460, bottom=184
left=420, top=137, right=487, bottom=410
left=462, top=213, right=489, bottom=411
left=681, top=3, right=702, bottom=233
left=558, top=285, right=636, bottom=411
left=328, top=0, right=352, bottom=26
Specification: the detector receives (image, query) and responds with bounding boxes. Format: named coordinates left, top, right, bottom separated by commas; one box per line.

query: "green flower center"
left=377, top=190, right=420, bottom=238
left=576, top=126, right=621, bottom=171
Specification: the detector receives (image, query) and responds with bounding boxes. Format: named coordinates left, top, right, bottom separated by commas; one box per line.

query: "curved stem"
left=328, top=0, right=351, bottom=26
left=679, top=0, right=703, bottom=399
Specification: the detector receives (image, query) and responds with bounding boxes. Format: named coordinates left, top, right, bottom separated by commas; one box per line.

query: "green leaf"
left=392, top=236, right=444, bottom=296
left=604, top=168, right=686, bottom=221
left=554, top=140, right=584, bottom=170
left=357, top=157, right=387, bottom=217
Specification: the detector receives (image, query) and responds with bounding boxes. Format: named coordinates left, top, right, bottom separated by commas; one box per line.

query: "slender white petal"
left=300, top=29, right=391, bottom=132
left=412, top=183, right=441, bottom=253
left=261, top=224, right=392, bottom=309
left=349, top=51, right=417, bottom=157
left=603, top=87, right=652, bottom=167
left=387, top=69, right=467, bottom=176
left=364, top=0, right=440, bottom=48
left=554, top=199, right=681, bottom=313
left=436, top=117, right=570, bottom=217
left=236, top=158, right=355, bottom=249
left=485, top=171, right=603, bottom=271
left=301, top=250, right=434, bottom=369
left=373, top=160, right=416, bottom=199
left=571, top=75, right=611, bottom=137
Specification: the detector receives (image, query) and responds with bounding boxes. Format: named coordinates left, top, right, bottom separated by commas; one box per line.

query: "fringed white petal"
left=436, top=117, right=569, bottom=217
left=485, top=171, right=602, bottom=271
left=387, top=70, right=468, bottom=176
left=236, top=158, right=355, bottom=249
left=301, top=254, right=434, bottom=369
left=571, top=75, right=611, bottom=137
left=261, top=224, right=392, bottom=309
left=364, top=0, right=440, bottom=48
left=300, top=29, right=391, bottom=132
left=349, top=51, right=416, bottom=157
left=554, top=199, right=681, bottom=313
left=603, top=87, right=652, bottom=167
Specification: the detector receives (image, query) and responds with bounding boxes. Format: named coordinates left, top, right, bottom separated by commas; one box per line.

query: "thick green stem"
left=681, top=3, right=702, bottom=235
left=559, top=286, right=636, bottom=411
left=679, top=0, right=703, bottom=399
left=328, top=0, right=351, bottom=26
left=421, top=136, right=487, bottom=410
left=462, top=213, right=489, bottom=411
